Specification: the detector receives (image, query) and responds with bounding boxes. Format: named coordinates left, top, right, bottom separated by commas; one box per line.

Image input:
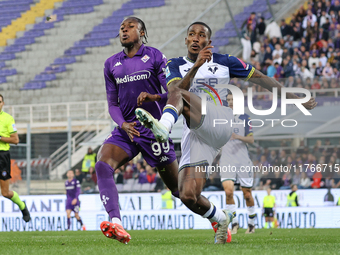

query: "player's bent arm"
left=168, top=65, right=200, bottom=91
left=236, top=134, right=254, bottom=144
left=0, top=133, right=19, bottom=144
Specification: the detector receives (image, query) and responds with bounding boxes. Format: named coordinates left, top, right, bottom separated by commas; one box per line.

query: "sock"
left=112, top=217, right=122, bottom=226
left=268, top=222, right=272, bottom=228
left=67, top=218, right=71, bottom=230
left=77, top=218, right=83, bottom=226
left=226, top=204, right=237, bottom=224
left=10, top=191, right=25, bottom=210
left=202, top=203, right=226, bottom=223
left=247, top=206, right=256, bottom=226
left=265, top=222, right=268, bottom=228
left=160, top=105, right=178, bottom=131
left=96, top=161, right=121, bottom=220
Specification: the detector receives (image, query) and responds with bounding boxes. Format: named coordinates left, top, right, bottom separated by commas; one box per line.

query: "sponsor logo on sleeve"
left=12, top=124, right=17, bottom=132
left=165, top=66, right=170, bottom=78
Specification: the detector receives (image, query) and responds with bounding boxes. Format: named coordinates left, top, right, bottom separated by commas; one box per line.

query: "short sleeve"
left=227, top=55, right=255, bottom=81
left=7, top=115, right=17, bottom=134
left=165, top=59, right=183, bottom=86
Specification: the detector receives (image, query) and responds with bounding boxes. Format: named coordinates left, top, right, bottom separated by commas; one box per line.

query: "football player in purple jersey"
left=97, top=17, right=179, bottom=244
left=65, top=170, right=86, bottom=231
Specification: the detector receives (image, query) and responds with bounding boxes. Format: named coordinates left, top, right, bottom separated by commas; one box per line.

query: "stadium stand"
left=0, top=0, right=287, bottom=104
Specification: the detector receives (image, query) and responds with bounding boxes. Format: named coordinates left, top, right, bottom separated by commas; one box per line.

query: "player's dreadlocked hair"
left=132, top=17, right=148, bottom=44
left=187, top=21, right=212, bottom=38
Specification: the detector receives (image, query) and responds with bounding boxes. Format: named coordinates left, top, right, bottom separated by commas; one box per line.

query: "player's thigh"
left=97, top=143, right=130, bottom=170
left=179, top=88, right=203, bottom=129
left=178, top=166, right=206, bottom=199
left=222, top=180, right=235, bottom=197
left=156, top=160, right=179, bottom=192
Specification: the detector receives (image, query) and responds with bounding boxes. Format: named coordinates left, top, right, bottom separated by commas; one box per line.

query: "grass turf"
left=1, top=228, right=339, bottom=255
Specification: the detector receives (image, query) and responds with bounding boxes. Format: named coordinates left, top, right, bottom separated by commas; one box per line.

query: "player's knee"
left=1, top=190, right=11, bottom=198
left=168, top=85, right=181, bottom=95
left=180, top=191, right=197, bottom=207
left=243, top=190, right=252, bottom=201
left=224, top=189, right=234, bottom=200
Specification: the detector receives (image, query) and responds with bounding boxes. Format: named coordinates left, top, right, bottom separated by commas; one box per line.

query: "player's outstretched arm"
left=247, top=69, right=317, bottom=110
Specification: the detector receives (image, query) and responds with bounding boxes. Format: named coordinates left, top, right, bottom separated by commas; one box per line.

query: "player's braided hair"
left=133, top=17, right=148, bottom=44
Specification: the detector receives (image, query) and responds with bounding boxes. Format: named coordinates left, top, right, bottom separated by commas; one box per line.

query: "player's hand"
left=137, top=92, right=159, bottom=106
left=230, top=133, right=239, bottom=140
left=71, top=198, right=77, bottom=205
left=302, top=97, right=317, bottom=110
left=122, top=122, right=140, bottom=142
left=194, top=44, right=213, bottom=68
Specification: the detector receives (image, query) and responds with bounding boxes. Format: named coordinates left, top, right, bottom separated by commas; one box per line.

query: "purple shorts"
left=103, top=125, right=176, bottom=168
left=66, top=199, right=80, bottom=213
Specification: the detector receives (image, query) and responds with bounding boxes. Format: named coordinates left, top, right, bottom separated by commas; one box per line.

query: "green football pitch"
left=1, top=229, right=339, bottom=255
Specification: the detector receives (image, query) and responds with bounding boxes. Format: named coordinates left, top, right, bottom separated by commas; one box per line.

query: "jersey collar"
left=122, top=44, right=145, bottom=58
left=185, top=56, right=195, bottom=63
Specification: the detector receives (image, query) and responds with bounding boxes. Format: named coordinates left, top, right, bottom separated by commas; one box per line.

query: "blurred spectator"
left=280, top=172, right=291, bottom=189
left=81, top=147, right=96, bottom=173
left=75, top=169, right=83, bottom=184
left=137, top=166, right=148, bottom=184
left=265, top=20, right=282, bottom=38
left=257, top=17, right=266, bottom=42
left=81, top=175, right=96, bottom=194
left=123, top=165, right=134, bottom=180
left=270, top=171, right=283, bottom=189
left=311, top=172, right=324, bottom=188
left=114, top=168, right=124, bottom=184
left=145, top=165, right=157, bottom=184
left=299, top=172, right=311, bottom=189
left=88, top=167, right=97, bottom=185
left=268, top=150, right=278, bottom=165
left=241, top=24, right=252, bottom=62
left=154, top=172, right=165, bottom=192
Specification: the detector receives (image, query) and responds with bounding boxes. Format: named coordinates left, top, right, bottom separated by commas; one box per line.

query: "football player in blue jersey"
left=136, top=22, right=317, bottom=244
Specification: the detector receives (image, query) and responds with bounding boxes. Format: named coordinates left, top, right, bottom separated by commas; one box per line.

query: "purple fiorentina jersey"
left=104, top=44, right=168, bottom=127
left=65, top=178, right=81, bottom=201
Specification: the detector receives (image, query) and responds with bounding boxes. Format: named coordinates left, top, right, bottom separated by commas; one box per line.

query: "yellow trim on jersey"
left=166, top=60, right=172, bottom=65
left=247, top=133, right=253, bottom=137
left=245, top=67, right=255, bottom=81
left=167, top=77, right=182, bottom=87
